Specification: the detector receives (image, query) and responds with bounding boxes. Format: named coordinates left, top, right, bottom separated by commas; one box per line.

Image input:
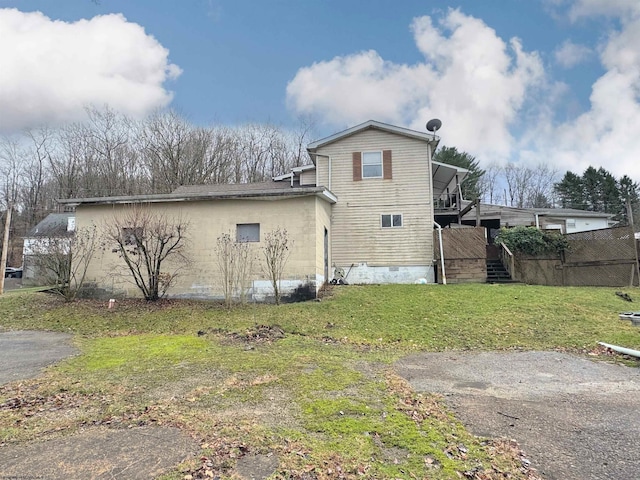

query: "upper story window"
left=353, top=150, right=392, bottom=181
left=362, top=151, right=383, bottom=178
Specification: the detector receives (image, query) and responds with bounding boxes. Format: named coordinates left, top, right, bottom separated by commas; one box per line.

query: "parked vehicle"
left=4, top=267, right=23, bottom=279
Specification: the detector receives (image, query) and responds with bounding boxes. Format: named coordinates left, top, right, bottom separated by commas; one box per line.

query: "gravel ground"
left=395, top=351, right=640, bottom=480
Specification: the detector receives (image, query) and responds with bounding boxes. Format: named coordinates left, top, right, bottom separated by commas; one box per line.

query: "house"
left=437, top=202, right=617, bottom=242
left=22, top=213, right=75, bottom=284
left=59, top=120, right=466, bottom=300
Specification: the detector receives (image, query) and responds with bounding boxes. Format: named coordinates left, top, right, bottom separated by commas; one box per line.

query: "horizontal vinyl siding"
left=299, top=170, right=317, bottom=186
left=316, top=129, right=433, bottom=267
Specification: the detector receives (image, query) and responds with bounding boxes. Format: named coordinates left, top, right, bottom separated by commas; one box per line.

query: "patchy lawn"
left=0, top=284, right=638, bottom=479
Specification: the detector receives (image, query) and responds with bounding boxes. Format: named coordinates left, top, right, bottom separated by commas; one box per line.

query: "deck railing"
left=499, top=242, right=515, bottom=280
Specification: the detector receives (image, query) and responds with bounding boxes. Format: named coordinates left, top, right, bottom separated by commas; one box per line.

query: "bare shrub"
left=262, top=227, right=292, bottom=305
left=105, top=206, right=189, bottom=301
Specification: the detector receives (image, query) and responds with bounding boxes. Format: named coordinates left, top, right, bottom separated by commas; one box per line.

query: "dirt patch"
left=235, top=453, right=279, bottom=480
left=0, top=426, right=197, bottom=479
left=395, top=351, right=640, bottom=480
left=0, top=330, right=78, bottom=385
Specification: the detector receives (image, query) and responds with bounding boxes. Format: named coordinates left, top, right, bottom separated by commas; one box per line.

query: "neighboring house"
left=59, top=120, right=467, bottom=300
left=22, top=213, right=75, bottom=284
left=438, top=202, right=617, bottom=240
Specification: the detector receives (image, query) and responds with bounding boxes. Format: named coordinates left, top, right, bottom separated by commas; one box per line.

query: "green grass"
left=1, top=284, right=638, bottom=350
left=1, top=284, right=639, bottom=479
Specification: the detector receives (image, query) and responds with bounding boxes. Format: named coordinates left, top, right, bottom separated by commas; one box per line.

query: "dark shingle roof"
left=27, top=213, right=74, bottom=237
left=172, top=182, right=291, bottom=195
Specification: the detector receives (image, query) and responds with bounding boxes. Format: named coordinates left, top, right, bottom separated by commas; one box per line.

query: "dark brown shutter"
left=383, top=150, right=392, bottom=179
left=352, top=152, right=362, bottom=181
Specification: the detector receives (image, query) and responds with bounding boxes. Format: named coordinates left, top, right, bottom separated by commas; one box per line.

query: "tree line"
left=0, top=107, right=314, bottom=265
left=434, top=146, right=640, bottom=224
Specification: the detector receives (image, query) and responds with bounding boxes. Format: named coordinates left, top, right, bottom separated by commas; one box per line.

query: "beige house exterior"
left=60, top=120, right=464, bottom=300
left=61, top=184, right=334, bottom=301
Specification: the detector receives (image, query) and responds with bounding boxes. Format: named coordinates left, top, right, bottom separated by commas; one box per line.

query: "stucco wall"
left=75, top=195, right=328, bottom=301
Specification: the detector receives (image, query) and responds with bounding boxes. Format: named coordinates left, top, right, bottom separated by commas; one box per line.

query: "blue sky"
left=1, top=0, right=640, bottom=180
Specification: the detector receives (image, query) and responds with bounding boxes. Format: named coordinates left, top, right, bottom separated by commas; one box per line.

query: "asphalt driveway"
left=0, top=330, right=78, bottom=385
left=395, top=351, right=640, bottom=480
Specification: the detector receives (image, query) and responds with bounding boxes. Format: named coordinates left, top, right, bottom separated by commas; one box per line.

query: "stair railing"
left=498, top=242, right=515, bottom=280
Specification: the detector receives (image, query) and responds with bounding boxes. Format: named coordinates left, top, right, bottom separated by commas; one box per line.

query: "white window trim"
left=381, top=213, right=403, bottom=229
left=362, top=150, right=383, bottom=179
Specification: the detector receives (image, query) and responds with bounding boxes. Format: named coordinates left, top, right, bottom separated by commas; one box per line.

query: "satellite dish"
left=426, top=118, right=442, bottom=133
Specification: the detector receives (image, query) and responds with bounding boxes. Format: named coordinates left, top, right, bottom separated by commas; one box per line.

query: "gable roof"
left=27, top=213, right=74, bottom=237
left=307, top=120, right=440, bottom=152
left=58, top=182, right=337, bottom=207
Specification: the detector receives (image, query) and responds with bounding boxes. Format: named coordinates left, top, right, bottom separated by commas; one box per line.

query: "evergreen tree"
left=555, top=171, right=584, bottom=209
left=433, top=146, right=485, bottom=200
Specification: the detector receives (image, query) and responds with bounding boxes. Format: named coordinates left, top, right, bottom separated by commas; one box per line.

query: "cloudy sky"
left=1, top=0, right=639, bottom=180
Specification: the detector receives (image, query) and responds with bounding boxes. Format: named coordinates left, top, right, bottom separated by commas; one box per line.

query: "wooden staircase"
left=486, top=244, right=516, bottom=283
left=486, top=259, right=515, bottom=283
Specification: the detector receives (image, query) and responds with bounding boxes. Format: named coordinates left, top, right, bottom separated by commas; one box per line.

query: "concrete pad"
left=0, top=330, right=78, bottom=385
left=396, top=351, right=640, bottom=480
left=0, top=426, right=197, bottom=479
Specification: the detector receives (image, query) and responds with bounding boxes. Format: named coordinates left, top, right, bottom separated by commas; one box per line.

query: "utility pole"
left=0, top=203, right=12, bottom=295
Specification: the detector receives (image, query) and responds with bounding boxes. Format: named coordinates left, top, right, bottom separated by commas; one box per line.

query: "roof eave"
left=307, top=120, right=440, bottom=151
left=58, top=187, right=336, bottom=207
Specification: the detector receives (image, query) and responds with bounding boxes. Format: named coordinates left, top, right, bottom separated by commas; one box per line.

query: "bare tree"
left=262, top=227, right=292, bottom=305
left=105, top=206, right=189, bottom=301
left=215, top=232, right=256, bottom=307
left=478, top=162, right=503, bottom=204
left=28, top=226, right=98, bottom=301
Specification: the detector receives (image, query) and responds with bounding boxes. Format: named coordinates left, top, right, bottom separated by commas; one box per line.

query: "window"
left=236, top=223, right=260, bottom=242
left=362, top=151, right=383, bottom=178
left=121, top=227, right=143, bottom=246
left=381, top=214, right=403, bottom=228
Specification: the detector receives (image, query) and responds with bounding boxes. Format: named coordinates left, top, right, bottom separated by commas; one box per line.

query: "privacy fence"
left=434, top=227, right=486, bottom=284
left=514, top=226, right=640, bottom=287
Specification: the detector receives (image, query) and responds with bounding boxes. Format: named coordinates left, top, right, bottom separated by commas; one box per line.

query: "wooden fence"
left=434, top=227, right=486, bottom=284
left=514, top=226, right=640, bottom=287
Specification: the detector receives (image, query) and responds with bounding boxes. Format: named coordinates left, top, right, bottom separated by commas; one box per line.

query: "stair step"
left=485, top=259, right=513, bottom=283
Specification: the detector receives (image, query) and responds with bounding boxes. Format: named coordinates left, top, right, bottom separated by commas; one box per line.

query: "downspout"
left=310, top=152, right=332, bottom=190
left=598, top=342, right=640, bottom=359
left=427, top=139, right=445, bottom=284
left=434, top=221, right=447, bottom=285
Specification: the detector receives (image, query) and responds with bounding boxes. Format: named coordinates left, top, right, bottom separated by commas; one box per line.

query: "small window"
left=381, top=214, right=403, bottom=228
left=362, top=151, right=383, bottom=178
left=121, top=227, right=143, bottom=246
left=237, top=223, right=260, bottom=242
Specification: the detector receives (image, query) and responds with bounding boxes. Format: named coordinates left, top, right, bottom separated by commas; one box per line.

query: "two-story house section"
left=276, top=120, right=467, bottom=284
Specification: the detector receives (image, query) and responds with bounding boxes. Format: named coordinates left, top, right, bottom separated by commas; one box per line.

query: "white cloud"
left=567, top=0, right=640, bottom=20
left=532, top=5, right=640, bottom=181
left=554, top=40, right=592, bottom=68
left=286, top=9, right=544, bottom=160
left=0, top=8, right=181, bottom=132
